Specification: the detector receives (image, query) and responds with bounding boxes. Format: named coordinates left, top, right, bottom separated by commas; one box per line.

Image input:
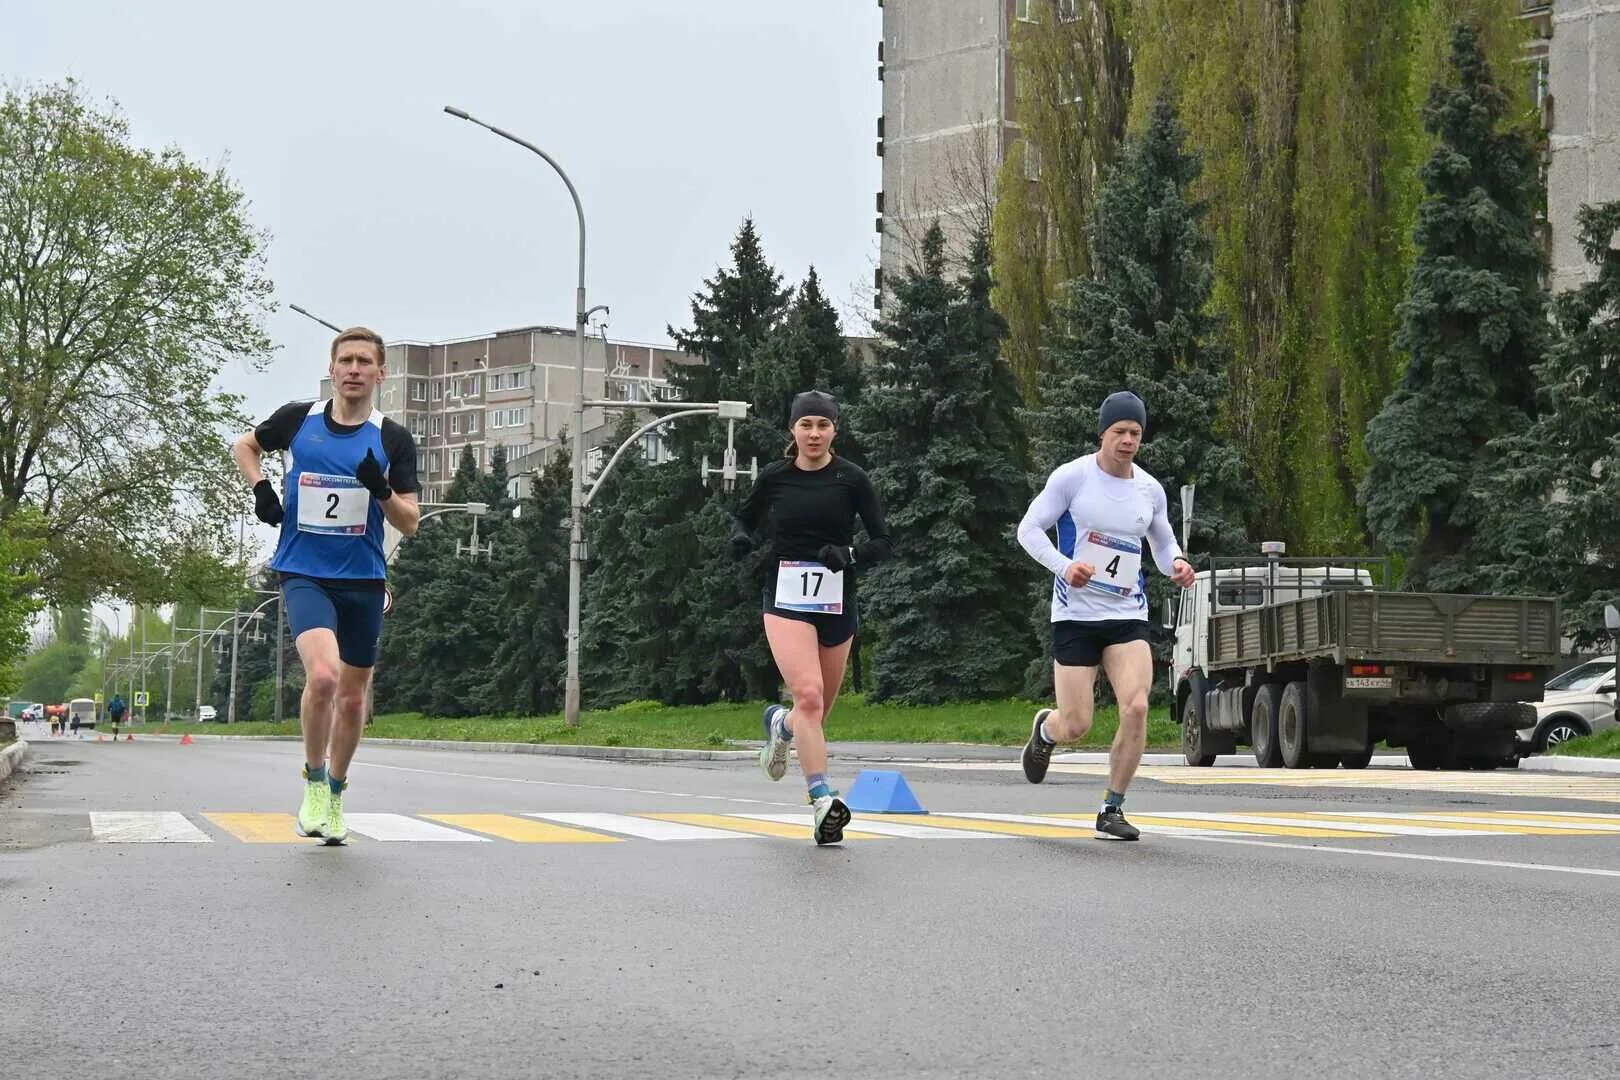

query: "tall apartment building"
left=1530, top=0, right=1620, bottom=293
left=319, top=325, right=696, bottom=503
left=876, top=0, right=1021, bottom=307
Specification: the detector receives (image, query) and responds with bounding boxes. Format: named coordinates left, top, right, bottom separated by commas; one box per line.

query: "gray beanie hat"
left=1098, top=391, right=1147, bottom=436
left=790, top=390, right=839, bottom=425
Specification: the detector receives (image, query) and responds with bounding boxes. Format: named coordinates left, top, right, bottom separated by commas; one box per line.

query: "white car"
left=197, top=705, right=217, bottom=722
left=1517, top=655, right=1616, bottom=754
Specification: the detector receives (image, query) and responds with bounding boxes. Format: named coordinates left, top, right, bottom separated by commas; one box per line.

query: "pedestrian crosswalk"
left=81, top=808, right=1620, bottom=845
left=912, top=762, right=1620, bottom=804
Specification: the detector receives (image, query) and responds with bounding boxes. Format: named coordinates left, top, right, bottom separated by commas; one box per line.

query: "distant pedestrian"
left=108, top=694, right=127, bottom=740
left=69, top=712, right=80, bottom=738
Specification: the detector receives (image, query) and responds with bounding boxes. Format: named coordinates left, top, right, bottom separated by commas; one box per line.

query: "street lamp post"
left=444, top=104, right=598, bottom=727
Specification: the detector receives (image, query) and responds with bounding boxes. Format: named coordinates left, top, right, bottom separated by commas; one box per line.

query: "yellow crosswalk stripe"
left=423, top=814, right=622, bottom=843
left=1047, top=812, right=1381, bottom=839
left=1250, top=811, right=1599, bottom=837
left=203, top=812, right=304, bottom=843
left=646, top=813, right=888, bottom=840
left=894, top=814, right=1096, bottom=839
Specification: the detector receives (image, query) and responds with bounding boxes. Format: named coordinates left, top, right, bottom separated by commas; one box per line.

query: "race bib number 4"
left=296, top=473, right=369, bottom=535
left=1078, top=531, right=1142, bottom=597
left=775, top=560, right=844, bottom=614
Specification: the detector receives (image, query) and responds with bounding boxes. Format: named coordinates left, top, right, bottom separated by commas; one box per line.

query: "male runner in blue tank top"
left=1016, top=391, right=1195, bottom=840
left=233, top=327, right=420, bottom=844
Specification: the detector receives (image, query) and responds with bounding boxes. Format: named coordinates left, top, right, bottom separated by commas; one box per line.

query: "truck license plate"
left=1345, top=677, right=1393, bottom=689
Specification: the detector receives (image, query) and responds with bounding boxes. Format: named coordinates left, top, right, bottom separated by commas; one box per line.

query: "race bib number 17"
left=297, top=473, right=369, bottom=536
left=775, top=560, right=844, bottom=614
left=1078, top=531, right=1142, bottom=598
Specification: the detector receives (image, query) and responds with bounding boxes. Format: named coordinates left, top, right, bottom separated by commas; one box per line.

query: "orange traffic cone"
left=179, top=733, right=193, bottom=745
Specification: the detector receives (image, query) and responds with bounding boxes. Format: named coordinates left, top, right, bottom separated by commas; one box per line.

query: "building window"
left=514, top=369, right=528, bottom=389
left=1023, top=139, right=1042, bottom=182
left=467, top=412, right=479, bottom=433
left=451, top=414, right=461, bottom=435
left=383, top=389, right=395, bottom=408
left=1057, top=0, right=1077, bottom=21
left=430, top=417, right=442, bottom=437
left=463, top=374, right=481, bottom=396
left=431, top=381, right=443, bottom=401
left=1016, top=0, right=1032, bottom=20
left=410, top=381, right=426, bottom=402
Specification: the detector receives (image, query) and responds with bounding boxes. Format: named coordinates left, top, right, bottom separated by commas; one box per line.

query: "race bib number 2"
left=775, top=560, right=844, bottom=614
left=296, top=473, right=369, bottom=535
left=1078, top=531, right=1142, bottom=598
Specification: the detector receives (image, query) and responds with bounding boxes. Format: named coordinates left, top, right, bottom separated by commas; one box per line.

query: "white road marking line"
left=343, top=814, right=488, bottom=842
left=738, top=813, right=1007, bottom=839
left=530, top=813, right=753, bottom=841
left=1333, top=812, right=1620, bottom=833
left=90, top=811, right=212, bottom=843
left=1158, top=811, right=1486, bottom=837
left=957, top=812, right=1242, bottom=838
left=357, top=761, right=802, bottom=809
left=1161, top=833, right=1620, bottom=878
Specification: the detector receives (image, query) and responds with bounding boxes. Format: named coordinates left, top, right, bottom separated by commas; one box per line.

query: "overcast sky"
left=2, top=0, right=882, bottom=427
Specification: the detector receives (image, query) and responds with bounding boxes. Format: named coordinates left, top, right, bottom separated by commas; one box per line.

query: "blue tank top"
left=269, top=401, right=390, bottom=581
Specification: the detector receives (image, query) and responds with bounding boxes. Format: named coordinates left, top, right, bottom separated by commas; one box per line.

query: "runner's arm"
left=851, top=469, right=893, bottom=565
left=1017, top=464, right=1080, bottom=578
left=234, top=401, right=307, bottom=487
left=729, top=462, right=776, bottom=544
left=379, top=490, right=420, bottom=538
left=232, top=430, right=268, bottom=487
left=379, top=421, right=421, bottom=538
left=1144, top=485, right=1186, bottom=575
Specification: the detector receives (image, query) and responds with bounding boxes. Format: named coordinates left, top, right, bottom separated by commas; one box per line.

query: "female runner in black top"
left=730, top=390, right=892, bottom=845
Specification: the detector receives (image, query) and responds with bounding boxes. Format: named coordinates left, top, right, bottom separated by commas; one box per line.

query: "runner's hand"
left=253, top=479, right=284, bottom=525
left=1064, top=561, right=1095, bottom=587
left=355, top=448, right=392, bottom=501
left=1170, top=558, right=1195, bottom=588
left=817, top=544, right=853, bottom=573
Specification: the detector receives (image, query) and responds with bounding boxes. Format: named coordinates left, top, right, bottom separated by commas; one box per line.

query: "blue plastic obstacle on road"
left=843, top=769, right=927, bottom=814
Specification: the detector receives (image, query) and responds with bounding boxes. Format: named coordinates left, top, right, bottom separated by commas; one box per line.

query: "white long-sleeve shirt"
left=1017, top=454, right=1183, bottom=623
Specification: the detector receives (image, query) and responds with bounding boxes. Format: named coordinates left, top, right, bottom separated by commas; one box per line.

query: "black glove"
left=355, top=448, right=392, bottom=501
left=817, top=544, right=853, bottom=573
left=729, top=534, right=754, bottom=562
left=252, top=479, right=284, bottom=525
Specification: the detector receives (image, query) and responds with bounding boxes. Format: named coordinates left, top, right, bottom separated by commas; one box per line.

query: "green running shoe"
left=295, top=772, right=328, bottom=838
left=323, top=788, right=349, bottom=846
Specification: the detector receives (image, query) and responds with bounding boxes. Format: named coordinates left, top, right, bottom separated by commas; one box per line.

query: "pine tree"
left=1477, top=199, right=1620, bottom=646
left=1024, top=93, right=1246, bottom=696
left=854, top=222, right=1034, bottom=703
left=490, top=448, right=570, bottom=715
left=1358, top=23, right=1548, bottom=592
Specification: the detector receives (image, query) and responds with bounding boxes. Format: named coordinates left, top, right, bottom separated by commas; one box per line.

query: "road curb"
left=1516, top=755, right=1620, bottom=775
left=0, top=739, right=28, bottom=786
left=136, top=732, right=756, bottom=762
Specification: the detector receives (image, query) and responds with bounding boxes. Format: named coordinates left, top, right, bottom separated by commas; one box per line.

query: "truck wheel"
left=1181, top=693, right=1216, bottom=767
left=1340, top=746, right=1374, bottom=770
left=1406, top=743, right=1446, bottom=770
left=1251, top=684, right=1283, bottom=768
left=1311, top=754, right=1341, bottom=769
left=1278, top=682, right=1310, bottom=769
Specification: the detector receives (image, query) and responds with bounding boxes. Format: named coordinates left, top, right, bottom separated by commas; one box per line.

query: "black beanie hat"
left=790, top=390, right=839, bottom=425
left=1097, top=391, right=1147, bottom=436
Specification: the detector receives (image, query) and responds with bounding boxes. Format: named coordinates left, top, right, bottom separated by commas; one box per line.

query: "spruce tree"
left=1477, top=199, right=1620, bottom=645
left=490, top=448, right=571, bottom=714
left=1024, top=93, right=1245, bottom=696
left=854, top=222, right=1033, bottom=703
left=1358, top=23, right=1548, bottom=592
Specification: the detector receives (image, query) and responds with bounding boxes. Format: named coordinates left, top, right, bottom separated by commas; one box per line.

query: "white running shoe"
left=758, top=704, right=791, bottom=782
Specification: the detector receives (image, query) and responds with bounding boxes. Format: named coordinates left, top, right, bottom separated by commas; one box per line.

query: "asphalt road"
left=4, top=732, right=1620, bottom=1080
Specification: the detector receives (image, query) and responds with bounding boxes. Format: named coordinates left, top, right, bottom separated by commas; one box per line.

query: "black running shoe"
left=1021, top=708, right=1055, bottom=784
left=1095, top=805, right=1140, bottom=841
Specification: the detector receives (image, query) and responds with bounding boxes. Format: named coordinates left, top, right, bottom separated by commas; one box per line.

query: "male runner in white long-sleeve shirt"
left=1015, top=391, right=1195, bottom=840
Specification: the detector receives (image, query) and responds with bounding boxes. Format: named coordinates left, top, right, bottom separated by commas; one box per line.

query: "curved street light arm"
left=582, top=408, right=718, bottom=509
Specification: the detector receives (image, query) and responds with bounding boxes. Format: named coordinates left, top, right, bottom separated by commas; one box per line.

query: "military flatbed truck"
left=1171, top=544, right=1560, bottom=770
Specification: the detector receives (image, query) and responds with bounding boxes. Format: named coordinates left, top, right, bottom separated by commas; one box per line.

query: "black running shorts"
left=762, top=586, right=858, bottom=648
left=1052, top=619, right=1151, bottom=668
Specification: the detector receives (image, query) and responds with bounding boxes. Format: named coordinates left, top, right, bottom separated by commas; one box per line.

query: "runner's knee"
left=305, top=664, right=339, bottom=700
left=790, top=685, right=826, bottom=725
left=1056, top=704, right=1093, bottom=739
left=1119, top=692, right=1149, bottom=727
left=334, top=686, right=366, bottom=719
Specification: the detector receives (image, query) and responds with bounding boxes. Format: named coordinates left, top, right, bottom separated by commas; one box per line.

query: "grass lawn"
left=132, top=695, right=1180, bottom=752
left=1551, top=728, right=1620, bottom=758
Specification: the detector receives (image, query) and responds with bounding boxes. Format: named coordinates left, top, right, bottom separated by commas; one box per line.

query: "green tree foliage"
left=490, top=449, right=570, bottom=715
left=16, top=641, right=89, bottom=704
left=0, top=510, right=45, bottom=698
left=0, top=81, right=274, bottom=604
left=855, top=223, right=1033, bottom=703
left=1358, top=23, right=1548, bottom=591
left=1478, top=200, right=1620, bottom=646
left=993, top=0, right=1132, bottom=395
left=375, top=453, right=505, bottom=717
left=1116, top=0, right=1527, bottom=546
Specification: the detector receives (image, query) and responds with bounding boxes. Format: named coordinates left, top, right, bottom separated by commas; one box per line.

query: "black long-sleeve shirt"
left=732, top=457, right=893, bottom=566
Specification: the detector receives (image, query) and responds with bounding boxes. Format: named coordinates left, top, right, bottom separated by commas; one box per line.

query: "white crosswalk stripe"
left=528, top=813, right=752, bottom=841
left=343, top=813, right=489, bottom=842
left=91, top=811, right=212, bottom=843
left=738, top=812, right=1007, bottom=839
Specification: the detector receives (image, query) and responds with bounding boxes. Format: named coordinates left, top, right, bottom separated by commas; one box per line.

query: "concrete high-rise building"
left=319, top=325, right=696, bottom=503
left=876, top=0, right=1021, bottom=308
left=1532, top=0, right=1620, bottom=293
